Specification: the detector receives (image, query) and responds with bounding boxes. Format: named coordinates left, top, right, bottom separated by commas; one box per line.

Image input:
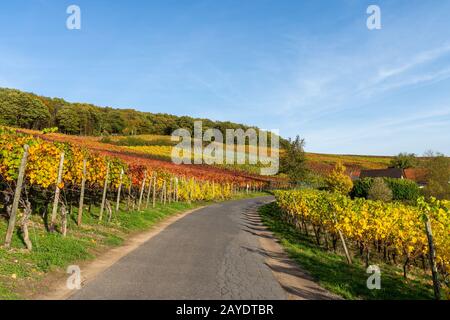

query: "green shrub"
left=351, top=178, right=373, bottom=198
left=368, top=178, right=393, bottom=202
left=384, top=178, right=421, bottom=202
left=351, top=177, right=420, bottom=202
left=42, top=127, right=58, bottom=134
left=303, top=172, right=327, bottom=189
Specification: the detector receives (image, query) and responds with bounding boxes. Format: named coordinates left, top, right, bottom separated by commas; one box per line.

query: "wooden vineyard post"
left=162, top=180, right=167, bottom=205
left=338, top=229, right=352, bottom=265
left=77, top=159, right=87, bottom=226
left=4, top=145, right=29, bottom=248
left=168, top=177, right=173, bottom=204
left=424, top=215, right=441, bottom=300
left=145, top=174, right=153, bottom=209
left=127, top=174, right=132, bottom=212
left=50, top=152, right=65, bottom=232
left=61, top=202, right=68, bottom=237
left=188, top=179, right=193, bottom=204
left=171, top=178, right=175, bottom=203
left=99, top=162, right=110, bottom=221
left=152, top=174, right=157, bottom=208
left=116, top=168, right=124, bottom=213
left=106, top=200, right=113, bottom=223
left=172, top=178, right=175, bottom=202
left=21, top=200, right=33, bottom=250
left=175, top=177, right=179, bottom=202
left=138, top=171, right=147, bottom=211
left=160, top=179, right=164, bottom=203
left=332, top=212, right=352, bottom=265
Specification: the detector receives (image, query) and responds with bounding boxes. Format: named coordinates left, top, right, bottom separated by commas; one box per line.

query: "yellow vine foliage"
left=275, top=189, right=450, bottom=285
left=0, top=127, right=244, bottom=202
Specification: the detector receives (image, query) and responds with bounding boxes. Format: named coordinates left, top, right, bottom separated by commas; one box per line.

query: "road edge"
left=255, top=202, right=342, bottom=300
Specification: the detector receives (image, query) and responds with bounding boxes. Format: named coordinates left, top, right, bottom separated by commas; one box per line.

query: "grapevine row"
left=274, top=189, right=450, bottom=297
left=0, top=127, right=267, bottom=249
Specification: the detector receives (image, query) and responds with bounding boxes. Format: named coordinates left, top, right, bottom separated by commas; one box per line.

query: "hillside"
left=97, top=133, right=396, bottom=172
left=25, top=129, right=398, bottom=176
left=306, top=153, right=392, bottom=175
left=0, top=87, right=419, bottom=177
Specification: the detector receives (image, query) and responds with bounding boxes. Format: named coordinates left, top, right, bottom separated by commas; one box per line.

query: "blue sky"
left=1, top=0, right=450, bottom=155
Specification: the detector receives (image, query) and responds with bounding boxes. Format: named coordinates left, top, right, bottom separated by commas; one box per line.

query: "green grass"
left=259, top=202, right=435, bottom=300
left=0, top=192, right=267, bottom=300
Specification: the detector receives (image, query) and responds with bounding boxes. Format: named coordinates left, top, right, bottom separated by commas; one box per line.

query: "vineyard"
left=0, top=126, right=275, bottom=251
left=104, top=134, right=397, bottom=175
left=16, top=128, right=281, bottom=186
left=18, top=129, right=411, bottom=179
left=274, top=189, right=450, bottom=298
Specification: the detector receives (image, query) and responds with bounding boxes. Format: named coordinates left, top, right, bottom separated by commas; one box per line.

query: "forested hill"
left=0, top=87, right=258, bottom=136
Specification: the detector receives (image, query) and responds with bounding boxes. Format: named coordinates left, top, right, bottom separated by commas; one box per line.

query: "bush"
left=423, top=153, right=450, bottom=200
left=42, top=127, right=58, bottom=134
left=351, top=177, right=420, bottom=202
left=385, top=178, right=421, bottom=202
left=303, top=172, right=327, bottom=189
left=351, top=178, right=373, bottom=198
left=368, top=178, right=393, bottom=202
left=390, top=153, right=417, bottom=169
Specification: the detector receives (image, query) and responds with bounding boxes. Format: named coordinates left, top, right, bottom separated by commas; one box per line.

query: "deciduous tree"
left=325, top=162, right=353, bottom=195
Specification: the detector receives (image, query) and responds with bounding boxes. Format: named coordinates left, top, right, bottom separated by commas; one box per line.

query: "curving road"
left=69, top=196, right=335, bottom=300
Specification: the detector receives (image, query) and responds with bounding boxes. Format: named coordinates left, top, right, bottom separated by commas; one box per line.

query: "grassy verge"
left=0, top=192, right=268, bottom=300
left=259, top=202, right=435, bottom=300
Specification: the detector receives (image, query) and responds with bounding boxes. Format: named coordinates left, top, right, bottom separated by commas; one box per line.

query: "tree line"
left=0, top=87, right=262, bottom=137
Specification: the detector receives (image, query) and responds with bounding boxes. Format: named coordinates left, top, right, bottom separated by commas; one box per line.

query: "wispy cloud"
left=375, top=44, right=450, bottom=82
left=304, top=106, right=450, bottom=155
left=375, top=67, right=450, bottom=93
left=356, top=44, right=450, bottom=98
left=261, top=37, right=450, bottom=134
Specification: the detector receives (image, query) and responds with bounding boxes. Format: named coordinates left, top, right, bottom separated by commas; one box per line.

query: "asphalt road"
left=70, top=196, right=289, bottom=300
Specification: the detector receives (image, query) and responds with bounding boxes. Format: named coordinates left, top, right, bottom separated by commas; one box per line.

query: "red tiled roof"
left=350, top=170, right=361, bottom=178
left=404, top=168, right=428, bottom=184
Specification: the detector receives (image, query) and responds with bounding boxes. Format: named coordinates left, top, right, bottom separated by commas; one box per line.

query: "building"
left=360, top=168, right=404, bottom=179
left=359, top=168, right=428, bottom=187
